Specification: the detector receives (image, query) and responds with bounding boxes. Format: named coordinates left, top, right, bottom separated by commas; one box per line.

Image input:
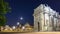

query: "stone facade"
left=33, top=4, right=60, bottom=32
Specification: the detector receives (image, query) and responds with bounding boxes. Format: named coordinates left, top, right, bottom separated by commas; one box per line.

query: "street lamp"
left=12, top=26, right=16, bottom=29
left=20, top=17, right=23, bottom=20
left=17, top=22, right=20, bottom=25
left=22, top=26, right=25, bottom=30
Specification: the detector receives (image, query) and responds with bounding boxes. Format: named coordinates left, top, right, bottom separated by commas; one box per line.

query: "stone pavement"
left=0, top=32, right=60, bottom=34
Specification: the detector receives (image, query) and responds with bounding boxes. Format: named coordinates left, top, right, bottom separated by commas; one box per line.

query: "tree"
left=0, top=0, right=10, bottom=26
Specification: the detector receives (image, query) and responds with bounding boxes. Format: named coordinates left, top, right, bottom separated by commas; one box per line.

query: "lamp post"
left=16, top=22, right=20, bottom=31
left=12, top=26, right=16, bottom=29
left=19, top=17, right=23, bottom=28
left=12, top=26, right=16, bottom=31
left=22, top=26, right=25, bottom=31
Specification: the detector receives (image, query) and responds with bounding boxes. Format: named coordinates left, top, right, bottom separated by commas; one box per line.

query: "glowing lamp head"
left=17, top=22, right=20, bottom=25
left=22, top=26, right=25, bottom=29
left=12, top=26, right=16, bottom=29
left=20, top=17, right=23, bottom=20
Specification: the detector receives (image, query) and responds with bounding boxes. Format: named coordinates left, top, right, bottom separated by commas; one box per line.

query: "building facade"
left=33, top=4, right=60, bottom=32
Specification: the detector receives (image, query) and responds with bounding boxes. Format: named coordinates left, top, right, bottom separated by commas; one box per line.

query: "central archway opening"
left=38, top=22, right=40, bottom=31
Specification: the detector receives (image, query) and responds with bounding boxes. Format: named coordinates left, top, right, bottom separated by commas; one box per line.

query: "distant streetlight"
left=20, top=17, right=23, bottom=20
left=17, top=22, right=20, bottom=25
left=12, top=26, right=16, bottom=29
left=22, top=26, right=25, bottom=30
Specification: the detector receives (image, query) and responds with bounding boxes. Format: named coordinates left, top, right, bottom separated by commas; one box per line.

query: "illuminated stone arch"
left=33, top=4, right=59, bottom=32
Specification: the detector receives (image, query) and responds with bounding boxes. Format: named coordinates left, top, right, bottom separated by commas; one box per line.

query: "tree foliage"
left=0, top=0, right=10, bottom=26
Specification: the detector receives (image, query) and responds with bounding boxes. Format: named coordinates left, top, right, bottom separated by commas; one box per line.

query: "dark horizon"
left=4, top=0, right=60, bottom=26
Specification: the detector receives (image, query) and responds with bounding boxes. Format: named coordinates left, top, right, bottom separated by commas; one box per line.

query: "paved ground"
left=0, top=32, right=60, bottom=34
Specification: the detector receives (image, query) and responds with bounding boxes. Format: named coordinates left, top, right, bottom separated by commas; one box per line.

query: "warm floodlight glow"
left=22, top=26, right=25, bottom=30
left=5, top=29, right=8, bottom=30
